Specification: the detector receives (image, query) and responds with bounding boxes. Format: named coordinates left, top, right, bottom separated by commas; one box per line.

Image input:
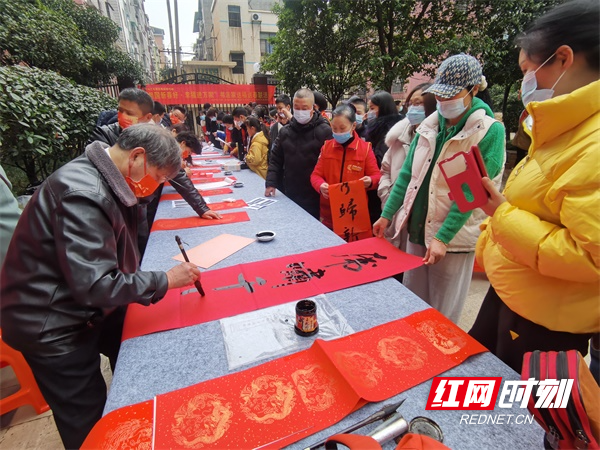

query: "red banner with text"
left=145, top=84, right=276, bottom=105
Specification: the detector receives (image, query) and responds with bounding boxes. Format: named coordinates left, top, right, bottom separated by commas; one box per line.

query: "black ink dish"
left=255, top=231, right=276, bottom=242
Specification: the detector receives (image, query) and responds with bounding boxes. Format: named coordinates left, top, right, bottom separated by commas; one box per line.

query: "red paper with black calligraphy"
left=328, top=180, right=371, bottom=242
left=122, top=238, right=423, bottom=341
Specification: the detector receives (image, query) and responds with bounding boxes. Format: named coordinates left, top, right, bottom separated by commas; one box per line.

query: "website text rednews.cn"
left=425, top=376, right=574, bottom=425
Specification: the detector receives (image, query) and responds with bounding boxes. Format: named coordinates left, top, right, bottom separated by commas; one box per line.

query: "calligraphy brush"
left=175, top=235, right=205, bottom=296
left=302, top=398, right=405, bottom=450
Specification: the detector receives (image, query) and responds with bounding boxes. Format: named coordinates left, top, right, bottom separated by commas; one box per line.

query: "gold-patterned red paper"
left=152, top=308, right=486, bottom=449
left=81, top=400, right=153, bottom=449
left=84, top=309, right=486, bottom=449
left=150, top=211, right=250, bottom=232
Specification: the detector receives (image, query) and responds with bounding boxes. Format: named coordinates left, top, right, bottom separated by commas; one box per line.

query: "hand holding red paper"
left=320, top=182, right=330, bottom=199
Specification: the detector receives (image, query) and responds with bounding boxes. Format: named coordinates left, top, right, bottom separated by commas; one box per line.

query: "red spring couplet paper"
left=329, top=180, right=371, bottom=242
left=192, top=176, right=234, bottom=184
left=81, top=400, right=154, bottom=449
left=190, top=167, right=221, bottom=174
left=150, top=211, right=250, bottom=232
left=205, top=199, right=247, bottom=211
left=83, top=309, right=486, bottom=450
left=189, top=172, right=222, bottom=179
left=166, top=199, right=247, bottom=211
left=160, top=188, right=234, bottom=202
left=122, top=237, right=423, bottom=341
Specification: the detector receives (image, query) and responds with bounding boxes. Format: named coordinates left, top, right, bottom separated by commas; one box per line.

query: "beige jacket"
left=389, top=109, right=504, bottom=251
left=378, top=118, right=415, bottom=249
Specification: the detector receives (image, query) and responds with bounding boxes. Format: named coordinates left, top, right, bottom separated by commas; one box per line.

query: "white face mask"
left=294, top=109, right=312, bottom=124
left=436, top=87, right=474, bottom=120
left=521, top=52, right=567, bottom=108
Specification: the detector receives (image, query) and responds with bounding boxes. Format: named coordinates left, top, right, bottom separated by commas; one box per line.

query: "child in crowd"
left=245, top=116, right=270, bottom=179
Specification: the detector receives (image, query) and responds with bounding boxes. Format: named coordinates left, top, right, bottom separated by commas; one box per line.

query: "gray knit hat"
left=424, top=54, right=483, bottom=98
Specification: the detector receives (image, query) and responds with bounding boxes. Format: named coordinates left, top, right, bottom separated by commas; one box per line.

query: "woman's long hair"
left=246, top=116, right=270, bottom=147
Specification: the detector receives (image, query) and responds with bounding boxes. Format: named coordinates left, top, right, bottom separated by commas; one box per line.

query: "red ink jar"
left=294, top=300, right=319, bottom=336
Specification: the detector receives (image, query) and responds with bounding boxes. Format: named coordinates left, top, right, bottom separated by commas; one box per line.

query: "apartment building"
left=85, top=0, right=158, bottom=82
left=193, top=0, right=280, bottom=84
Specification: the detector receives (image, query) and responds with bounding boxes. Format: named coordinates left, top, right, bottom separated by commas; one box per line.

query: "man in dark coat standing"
left=265, top=88, right=332, bottom=219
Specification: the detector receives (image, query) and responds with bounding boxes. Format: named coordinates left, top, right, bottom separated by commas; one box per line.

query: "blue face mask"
left=333, top=131, right=352, bottom=144
left=355, top=115, right=364, bottom=125
left=211, top=117, right=217, bottom=121
left=200, top=115, right=205, bottom=121
left=406, top=105, right=426, bottom=125
left=367, top=110, right=377, bottom=121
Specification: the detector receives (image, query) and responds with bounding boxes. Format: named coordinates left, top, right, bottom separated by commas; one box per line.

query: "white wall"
left=211, top=0, right=279, bottom=84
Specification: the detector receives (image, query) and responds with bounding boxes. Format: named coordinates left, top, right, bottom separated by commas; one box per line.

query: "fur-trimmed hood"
left=385, top=117, right=414, bottom=149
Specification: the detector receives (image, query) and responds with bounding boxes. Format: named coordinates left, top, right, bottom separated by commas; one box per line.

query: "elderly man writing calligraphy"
left=1, top=124, right=200, bottom=449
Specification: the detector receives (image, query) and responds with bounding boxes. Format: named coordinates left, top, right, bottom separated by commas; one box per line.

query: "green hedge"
left=0, top=65, right=117, bottom=187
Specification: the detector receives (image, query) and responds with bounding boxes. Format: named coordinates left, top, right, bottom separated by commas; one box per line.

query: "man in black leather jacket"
left=265, top=89, right=332, bottom=219
left=0, top=124, right=201, bottom=449
left=88, top=88, right=221, bottom=255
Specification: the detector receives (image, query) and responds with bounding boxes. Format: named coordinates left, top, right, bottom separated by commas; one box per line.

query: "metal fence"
left=97, top=83, right=120, bottom=99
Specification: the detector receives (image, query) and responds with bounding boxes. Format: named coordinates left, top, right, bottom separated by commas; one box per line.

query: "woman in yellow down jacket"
left=469, top=0, right=599, bottom=373
left=245, top=116, right=270, bottom=179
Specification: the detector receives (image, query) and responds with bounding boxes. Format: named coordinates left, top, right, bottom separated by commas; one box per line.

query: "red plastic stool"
left=0, top=329, right=50, bottom=415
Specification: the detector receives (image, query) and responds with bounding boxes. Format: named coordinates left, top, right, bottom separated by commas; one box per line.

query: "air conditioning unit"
left=251, top=13, right=261, bottom=22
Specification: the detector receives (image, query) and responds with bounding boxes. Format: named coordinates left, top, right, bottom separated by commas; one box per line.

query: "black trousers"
left=23, top=307, right=125, bottom=449
left=469, top=286, right=591, bottom=374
